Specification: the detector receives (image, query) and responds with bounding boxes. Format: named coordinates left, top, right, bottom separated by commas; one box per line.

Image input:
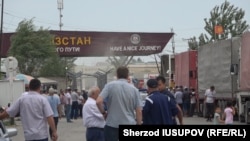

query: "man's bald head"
left=88, top=86, right=100, bottom=100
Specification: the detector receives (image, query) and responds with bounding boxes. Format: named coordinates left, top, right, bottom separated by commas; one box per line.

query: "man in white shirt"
left=65, top=87, right=73, bottom=123
left=204, top=85, right=216, bottom=122
left=70, top=89, right=79, bottom=119
left=78, top=92, right=84, bottom=118
left=0, top=79, right=58, bottom=141
left=82, top=86, right=105, bottom=141
left=21, top=85, right=29, bottom=96
left=47, top=88, right=61, bottom=140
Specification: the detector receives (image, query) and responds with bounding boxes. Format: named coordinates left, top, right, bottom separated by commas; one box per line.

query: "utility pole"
left=171, top=28, right=175, bottom=54
left=57, top=0, right=63, bottom=31
left=57, top=0, right=67, bottom=88
left=0, top=0, right=4, bottom=76
left=169, top=28, right=175, bottom=87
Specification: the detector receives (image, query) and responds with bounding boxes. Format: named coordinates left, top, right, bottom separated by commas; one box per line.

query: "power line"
left=4, top=12, right=59, bottom=27
left=3, top=10, right=207, bottom=33
left=174, top=27, right=204, bottom=32
left=3, top=11, right=89, bottom=31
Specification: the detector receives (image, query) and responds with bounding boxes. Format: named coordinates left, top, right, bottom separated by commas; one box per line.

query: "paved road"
left=7, top=116, right=246, bottom=141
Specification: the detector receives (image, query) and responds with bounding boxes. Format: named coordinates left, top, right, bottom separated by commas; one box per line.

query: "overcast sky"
left=3, top=0, right=250, bottom=65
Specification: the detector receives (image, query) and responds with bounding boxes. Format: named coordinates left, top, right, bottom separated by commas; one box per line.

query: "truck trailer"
left=174, top=50, right=197, bottom=91
left=197, top=31, right=250, bottom=124
left=234, top=32, right=250, bottom=123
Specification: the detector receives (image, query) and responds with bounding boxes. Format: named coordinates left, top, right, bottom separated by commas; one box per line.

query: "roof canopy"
left=38, top=77, right=57, bottom=85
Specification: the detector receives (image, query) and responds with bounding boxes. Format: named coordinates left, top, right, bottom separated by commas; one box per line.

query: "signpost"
left=4, top=56, right=18, bottom=125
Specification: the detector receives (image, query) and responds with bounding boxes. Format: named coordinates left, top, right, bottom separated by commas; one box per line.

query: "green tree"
left=127, top=57, right=144, bottom=64
left=64, top=57, right=77, bottom=76
left=187, top=37, right=199, bottom=50
left=137, top=57, right=143, bottom=63
left=8, top=19, right=62, bottom=76
left=39, top=57, right=76, bottom=77
left=188, top=0, right=249, bottom=49
left=107, top=56, right=134, bottom=69
left=39, top=55, right=63, bottom=76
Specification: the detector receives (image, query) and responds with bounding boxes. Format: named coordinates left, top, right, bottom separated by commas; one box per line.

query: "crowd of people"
left=0, top=79, right=58, bottom=141
left=0, top=66, right=236, bottom=141
left=58, top=88, right=88, bottom=123
left=165, top=85, right=197, bottom=118
left=0, top=79, right=89, bottom=141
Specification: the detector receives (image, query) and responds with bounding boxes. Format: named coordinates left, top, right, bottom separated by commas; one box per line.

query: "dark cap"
left=147, top=79, right=158, bottom=88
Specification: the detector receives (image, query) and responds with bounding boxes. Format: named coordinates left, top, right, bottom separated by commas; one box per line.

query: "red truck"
left=174, top=50, right=198, bottom=91
left=166, top=32, right=250, bottom=124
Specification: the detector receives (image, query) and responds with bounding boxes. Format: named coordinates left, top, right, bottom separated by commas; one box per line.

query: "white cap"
left=49, top=87, right=54, bottom=94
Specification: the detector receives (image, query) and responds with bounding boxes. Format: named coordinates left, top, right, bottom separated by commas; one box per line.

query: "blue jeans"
left=70, top=101, right=79, bottom=119
left=65, top=104, right=72, bottom=122
left=104, top=125, right=119, bottom=141
left=86, top=127, right=105, bottom=141
left=206, top=103, right=214, bottom=119
left=183, top=101, right=190, bottom=116
left=26, top=138, right=48, bottom=141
